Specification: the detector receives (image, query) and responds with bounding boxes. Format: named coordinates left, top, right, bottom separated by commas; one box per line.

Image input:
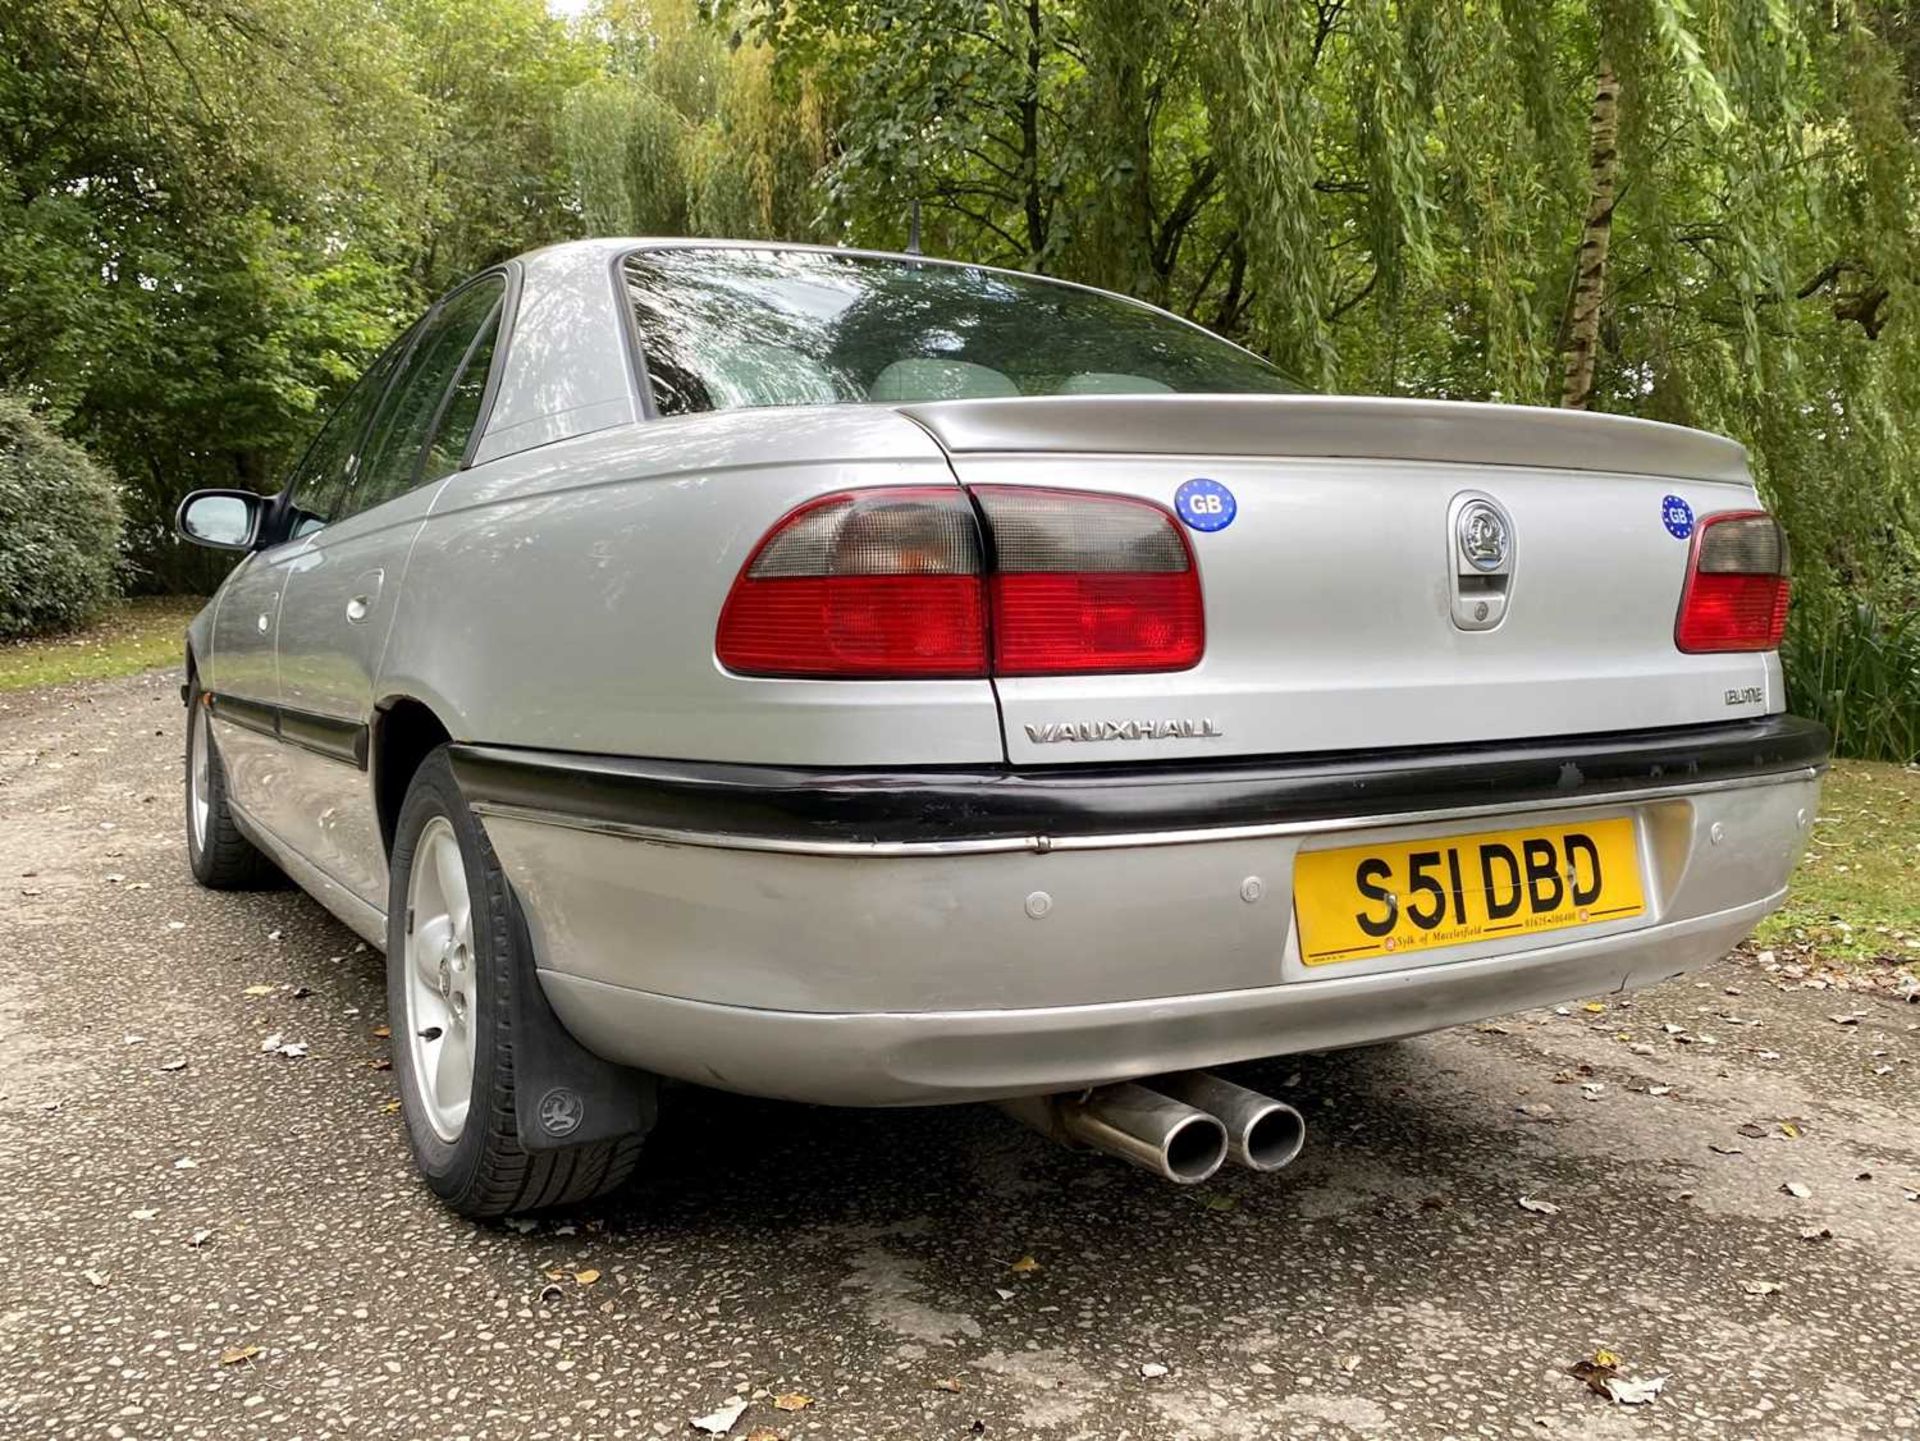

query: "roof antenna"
left=905, top=196, right=923, bottom=256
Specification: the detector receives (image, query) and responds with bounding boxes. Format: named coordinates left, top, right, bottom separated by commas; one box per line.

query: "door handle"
left=345, top=568, right=385, bottom=626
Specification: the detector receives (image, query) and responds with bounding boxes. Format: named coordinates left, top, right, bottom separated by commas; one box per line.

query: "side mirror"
left=175, top=489, right=266, bottom=551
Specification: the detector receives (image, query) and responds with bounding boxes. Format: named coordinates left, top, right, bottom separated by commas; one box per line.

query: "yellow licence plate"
left=1293, top=817, right=1645, bottom=967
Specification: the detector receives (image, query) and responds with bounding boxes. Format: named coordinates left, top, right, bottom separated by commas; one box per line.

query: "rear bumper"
left=455, top=719, right=1826, bottom=1105
left=537, top=891, right=1781, bottom=1105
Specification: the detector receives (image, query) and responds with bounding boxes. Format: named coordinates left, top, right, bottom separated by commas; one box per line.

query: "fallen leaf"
left=158, top=1058, right=188, bottom=1072
left=1201, top=1192, right=1237, bottom=1211
left=219, top=1345, right=260, bottom=1366
left=1736, top=1122, right=1768, bottom=1139
left=372, top=1025, right=391, bottom=1039
left=1800, top=1226, right=1833, bottom=1242
left=772, top=1394, right=811, bottom=1412
left=1518, top=1195, right=1561, bottom=1215
left=1515, top=1102, right=1555, bottom=1121
left=745, top=1431, right=783, bottom=1441
left=1708, top=1143, right=1743, bottom=1156
left=188, top=1228, right=214, bottom=1248
left=1581, top=1001, right=1606, bottom=1013
left=932, top=1377, right=963, bottom=1393
left=370, top=1058, right=391, bottom=1071
left=1593, top=1349, right=1621, bottom=1368
left=993, top=1287, right=1015, bottom=1301
left=1740, top=1279, right=1781, bottom=1295
left=689, top=1399, right=749, bottom=1434
left=173, top=1157, right=197, bottom=1170
left=243, top=985, right=274, bottom=997
left=1628, top=1042, right=1656, bottom=1056
left=83, top=1269, right=110, bottom=1288
left=1139, top=1362, right=1169, bottom=1379
left=1647, top=1085, right=1673, bottom=1097
left=1780, top=1122, right=1801, bottom=1139
left=380, top=1100, right=402, bottom=1114
left=1338, top=1355, right=1360, bottom=1374
left=129, top=1208, right=157, bottom=1221
left=1781, top=1181, right=1812, bottom=1199
left=1569, top=1357, right=1616, bottom=1397
left=1009, top=1255, right=1041, bottom=1274
left=574, top=1269, right=600, bottom=1285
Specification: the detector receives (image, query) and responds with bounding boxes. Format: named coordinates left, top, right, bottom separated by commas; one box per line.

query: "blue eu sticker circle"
left=1175, top=478, right=1236, bottom=533
left=1662, top=495, right=1694, bottom=539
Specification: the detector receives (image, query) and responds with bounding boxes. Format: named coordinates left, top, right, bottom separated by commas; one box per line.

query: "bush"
left=1784, top=593, right=1920, bottom=765
left=0, top=395, right=125, bottom=638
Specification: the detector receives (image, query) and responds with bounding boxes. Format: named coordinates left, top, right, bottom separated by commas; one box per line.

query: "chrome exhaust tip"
left=1147, top=1071, right=1306, bottom=1173
left=997, top=1082, right=1230, bottom=1185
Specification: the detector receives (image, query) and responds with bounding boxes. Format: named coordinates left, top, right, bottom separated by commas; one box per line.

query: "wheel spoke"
left=432, top=834, right=467, bottom=920
left=412, top=915, right=451, bottom=987
left=432, top=1021, right=471, bottom=1117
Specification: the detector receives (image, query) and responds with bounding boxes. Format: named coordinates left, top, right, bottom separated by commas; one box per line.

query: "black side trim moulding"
left=207, top=693, right=369, bottom=770
left=449, top=715, right=1829, bottom=847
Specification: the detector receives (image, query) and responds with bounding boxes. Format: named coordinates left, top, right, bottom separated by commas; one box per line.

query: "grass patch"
left=1754, top=758, right=1920, bottom=972
left=0, top=596, right=201, bottom=691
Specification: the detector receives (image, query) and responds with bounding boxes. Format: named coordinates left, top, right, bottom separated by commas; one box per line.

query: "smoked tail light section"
left=1675, top=510, right=1791, bottom=653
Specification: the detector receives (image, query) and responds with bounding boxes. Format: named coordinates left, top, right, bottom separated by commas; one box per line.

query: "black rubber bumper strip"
left=207, top=692, right=369, bottom=769
left=448, top=715, right=1829, bottom=847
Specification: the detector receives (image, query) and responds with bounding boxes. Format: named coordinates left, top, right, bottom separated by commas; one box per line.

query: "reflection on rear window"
left=621, top=248, right=1302, bottom=416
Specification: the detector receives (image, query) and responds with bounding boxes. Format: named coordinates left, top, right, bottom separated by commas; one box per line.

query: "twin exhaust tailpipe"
left=996, top=1072, right=1305, bottom=1185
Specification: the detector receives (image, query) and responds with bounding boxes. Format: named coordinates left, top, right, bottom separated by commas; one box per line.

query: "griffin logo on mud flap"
left=1025, top=718, right=1224, bottom=744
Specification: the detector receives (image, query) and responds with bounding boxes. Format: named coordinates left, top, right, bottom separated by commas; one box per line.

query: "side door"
left=205, top=338, right=409, bottom=831
left=272, top=274, right=509, bottom=906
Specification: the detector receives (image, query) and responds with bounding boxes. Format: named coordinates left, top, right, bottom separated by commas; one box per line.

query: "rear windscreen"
left=621, top=247, right=1302, bottom=416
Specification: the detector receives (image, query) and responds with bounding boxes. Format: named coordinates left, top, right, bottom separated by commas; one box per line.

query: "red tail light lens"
left=1675, top=510, right=1791, bottom=653
left=974, top=487, right=1203, bottom=674
left=715, top=489, right=987, bottom=677
left=718, top=486, right=1205, bottom=678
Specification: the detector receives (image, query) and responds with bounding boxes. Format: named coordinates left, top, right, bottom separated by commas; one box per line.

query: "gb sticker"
left=1661, top=494, right=1694, bottom=540
left=1175, top=478, right=1236, bottom=533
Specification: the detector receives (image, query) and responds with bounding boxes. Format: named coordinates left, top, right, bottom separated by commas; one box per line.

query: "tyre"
left=185, top=679, right=281, bottom=890
left=386, top=747, right=645, bottom=1216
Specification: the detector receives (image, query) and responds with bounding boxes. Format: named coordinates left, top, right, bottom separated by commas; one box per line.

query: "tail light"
left=1675, top=510, right=1791, bottom=653
left=715, top=489, right=986, bottom=677
left=973, top=487, right=1203, bottom=674
left=716, top=486, right=1204, bottom=678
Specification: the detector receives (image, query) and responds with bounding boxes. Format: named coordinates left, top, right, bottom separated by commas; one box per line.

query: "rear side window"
left=283, top=339, right=409, bottom=538
left=341, top=277, right=505, bottom=521
left=622, top=247, right=1300, bottom=417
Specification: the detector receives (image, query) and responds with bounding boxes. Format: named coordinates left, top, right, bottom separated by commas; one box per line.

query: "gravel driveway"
left=2, top=671, right=1915, bottom=1439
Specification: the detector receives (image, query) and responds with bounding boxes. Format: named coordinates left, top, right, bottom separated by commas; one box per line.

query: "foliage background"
left=2, top=0, right=1915, bottom=748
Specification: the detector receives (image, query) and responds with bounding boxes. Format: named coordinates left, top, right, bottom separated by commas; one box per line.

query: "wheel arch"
left=372, top=695, right=455, bottom=858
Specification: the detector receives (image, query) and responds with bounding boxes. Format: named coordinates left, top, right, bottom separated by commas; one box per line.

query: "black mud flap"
left=505, top=901, right=658, bottom=1153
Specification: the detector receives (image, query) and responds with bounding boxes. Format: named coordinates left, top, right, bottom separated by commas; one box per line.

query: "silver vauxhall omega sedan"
left=174, top=239, right=1827, bottom=1215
